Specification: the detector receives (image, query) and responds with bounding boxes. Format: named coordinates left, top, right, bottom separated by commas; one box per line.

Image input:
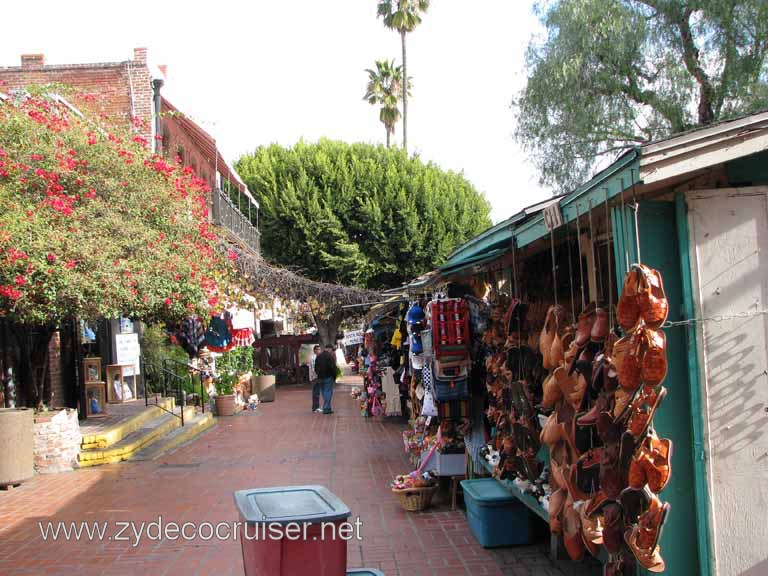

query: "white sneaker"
left=314, top=408, right=323, bottom=413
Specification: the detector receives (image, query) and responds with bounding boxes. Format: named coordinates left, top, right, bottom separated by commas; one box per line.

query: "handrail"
left=142, top=359, right=188, bottom=426
left=163, top=358, right=208, bottom=415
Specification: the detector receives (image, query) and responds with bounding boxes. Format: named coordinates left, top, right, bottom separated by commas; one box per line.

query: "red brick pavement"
left=0, top=383, right=597, bottom=576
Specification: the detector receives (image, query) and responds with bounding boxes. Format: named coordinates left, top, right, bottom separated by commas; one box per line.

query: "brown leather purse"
left=641, top=328, right=667, bottom=386
left=617, top=268, right=641, bottom=330
left=637, top=265, right=668, bottom=329
left=541, top=372, right=563, bottom=408
left=563, top=496, right=586, bottom=561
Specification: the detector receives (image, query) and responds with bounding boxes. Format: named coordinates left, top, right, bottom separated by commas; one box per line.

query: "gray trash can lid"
left=234, top=485, right=351, bottom=525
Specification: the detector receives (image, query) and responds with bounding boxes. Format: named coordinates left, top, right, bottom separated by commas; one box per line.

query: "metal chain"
left=663, top=309, right=768, bottom=328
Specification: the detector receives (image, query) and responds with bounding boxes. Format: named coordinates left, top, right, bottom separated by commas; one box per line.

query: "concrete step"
left=130, top=412, right=216, bottom=461
left=81, top=397, right=176, bottom=450
left=78, top=412, right=181, bottom=467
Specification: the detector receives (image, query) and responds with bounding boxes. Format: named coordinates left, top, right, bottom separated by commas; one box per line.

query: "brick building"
left=0, top=48, right=153, bottom=141
left=0, top=48, right=260, bottom=412
left=0, top=48, right=259, bottom=251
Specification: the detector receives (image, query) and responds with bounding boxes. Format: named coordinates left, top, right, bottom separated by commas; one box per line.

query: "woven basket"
left=392, top=485, right=439, bottom=512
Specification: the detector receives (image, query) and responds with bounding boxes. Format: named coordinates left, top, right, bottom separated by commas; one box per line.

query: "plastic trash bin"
left=461, top=478, right=532, bottom=547
left=234, top=485, right=351, bottom=576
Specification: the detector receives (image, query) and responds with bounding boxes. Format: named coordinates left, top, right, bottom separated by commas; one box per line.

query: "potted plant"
left=252, top=367, right=277, bottom=403
left=214, top=375, right=236, bottom=417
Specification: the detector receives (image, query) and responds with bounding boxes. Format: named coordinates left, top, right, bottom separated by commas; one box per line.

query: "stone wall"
left=33, top=409, right=81, bottom=474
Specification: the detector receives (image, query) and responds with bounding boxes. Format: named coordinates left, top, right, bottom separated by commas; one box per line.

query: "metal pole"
left=631, top=168, right=642, bottom=263
left=550, top=228, right=558, bottom=306
left=604, top=188, right=614, bottom=329
left=588, top=200, right=600, bottom=301
left=575, top=204, right=586, bottom=310
left=511, top=238, right=519, bottom=299
left=567, top=218, right=576, bottom=317
left=620, top=177, right=630, bottom=270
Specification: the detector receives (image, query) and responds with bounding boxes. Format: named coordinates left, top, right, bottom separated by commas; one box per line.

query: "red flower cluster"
left=0, top=285, right=21, bottom=301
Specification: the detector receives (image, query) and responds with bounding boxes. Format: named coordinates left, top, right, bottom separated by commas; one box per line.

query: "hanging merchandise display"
left=389, top=292, right=478, bottom=501
left=360, top=352, right=386, bottom=417
left=177, top=315, right=206, bottom=357
left=466, top=207, right=673, bottom=573
left=204, top=312, right=233, bottom=352
left=536, top=263, right=672, bottom=574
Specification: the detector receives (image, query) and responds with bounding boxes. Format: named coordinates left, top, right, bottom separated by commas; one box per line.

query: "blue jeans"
left=311, top=380, right=321, bottom=411
left=321, top=377, right=334, bottom=413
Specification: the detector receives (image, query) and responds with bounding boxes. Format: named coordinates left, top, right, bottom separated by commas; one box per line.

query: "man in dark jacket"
left=314, top=345, right=337, bottom=414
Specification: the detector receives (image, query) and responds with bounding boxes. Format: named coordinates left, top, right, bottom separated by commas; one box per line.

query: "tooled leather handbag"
left=641, top=328, right=667, bottom=385
left=617, top=268, right=641, bottom=331
left=636, top=265, right=669, bottom=328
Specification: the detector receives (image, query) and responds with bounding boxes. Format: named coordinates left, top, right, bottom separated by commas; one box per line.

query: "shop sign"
left=343, top=330, right=364, bottom=346
left=115, top=333, right=141, bottom=375
left=543, top=201, right=563, bottom=231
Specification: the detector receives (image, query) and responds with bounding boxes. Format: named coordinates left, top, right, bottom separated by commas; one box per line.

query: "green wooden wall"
left=612, top=201, right=702, bottom=576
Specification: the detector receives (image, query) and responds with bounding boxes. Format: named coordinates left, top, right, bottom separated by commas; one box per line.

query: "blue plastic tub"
left=347, top=570, right=385, bottom=576
left=461, top=478, right=532, bottom=548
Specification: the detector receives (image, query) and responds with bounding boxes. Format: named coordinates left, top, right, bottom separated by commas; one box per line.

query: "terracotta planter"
left=252, top=374, right=276, bottom=402
left=214, top=394, right=236, bottom=417
left=0, top=408, right=34, bottom=486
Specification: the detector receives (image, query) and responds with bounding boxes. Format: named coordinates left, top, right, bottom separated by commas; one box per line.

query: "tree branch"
left=676, top=8, right=716, bottom=124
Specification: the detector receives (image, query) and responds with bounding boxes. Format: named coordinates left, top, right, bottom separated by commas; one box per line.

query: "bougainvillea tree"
left=0, top=88, right=237, bottom=408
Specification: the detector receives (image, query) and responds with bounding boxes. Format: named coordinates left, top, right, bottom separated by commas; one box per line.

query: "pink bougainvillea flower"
left=164, top=297, right=172, bottom=306
left=46, top=253, right=57, bottom=263
left=64, top=260, right=77, bottom=269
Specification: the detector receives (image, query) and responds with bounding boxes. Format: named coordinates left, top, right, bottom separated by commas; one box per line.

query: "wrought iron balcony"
left=211, top=187, right=260, bottom=255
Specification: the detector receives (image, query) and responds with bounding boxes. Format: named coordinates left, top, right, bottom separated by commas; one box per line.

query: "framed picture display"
left=83, top=357, right=102, bottom=384
left=106, top=364, right=138, bottom=403
left=85, top=382, right=107, bottom=417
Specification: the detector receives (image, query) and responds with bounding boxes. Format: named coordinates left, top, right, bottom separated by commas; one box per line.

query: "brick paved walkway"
left=0, top=383, right=600, bottom=576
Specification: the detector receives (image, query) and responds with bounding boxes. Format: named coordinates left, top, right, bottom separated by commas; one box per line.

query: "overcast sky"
left=0, top=1, right=549, bottom=223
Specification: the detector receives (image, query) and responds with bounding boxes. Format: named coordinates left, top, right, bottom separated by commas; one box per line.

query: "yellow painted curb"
left=78, top=415, right=180, bottom=466
left=80, top=398, right=175, bottom=450
left=145, top=413, right=216, bottom=461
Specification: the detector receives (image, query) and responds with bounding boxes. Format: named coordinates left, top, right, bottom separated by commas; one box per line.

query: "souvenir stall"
left=165, top=305, right=260, bottom=412
left=392, top=288, right=489, bottom=511
left=435, top=160, right=705, bottom=574
left=354, top=310, right=405, bottom=418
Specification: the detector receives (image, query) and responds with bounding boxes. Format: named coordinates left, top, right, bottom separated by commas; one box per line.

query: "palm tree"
left=377, top=0, right=429, bottom=155
left=363, top=60, right=405, bottom=148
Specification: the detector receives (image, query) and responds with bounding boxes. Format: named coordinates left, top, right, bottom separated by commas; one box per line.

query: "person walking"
left=309, top=344, right=322, bottom=413
left=314, top=345, right=337, bottom=415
